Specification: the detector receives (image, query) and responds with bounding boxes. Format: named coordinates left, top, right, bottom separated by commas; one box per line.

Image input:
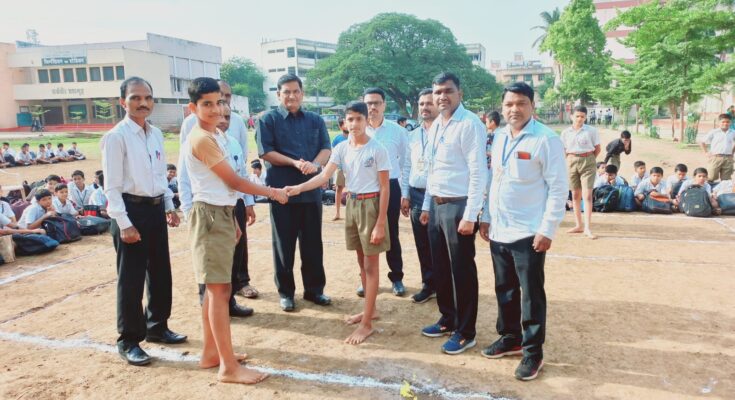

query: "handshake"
left=268, top=185, right=305, bottom=204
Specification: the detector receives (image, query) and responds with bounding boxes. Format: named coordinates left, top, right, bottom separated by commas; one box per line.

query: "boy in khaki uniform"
left=699, top=114, right=735, bottom=182
left=286, top=101, right=390, bottom=345
left=184, top=77, right=287, bottom=385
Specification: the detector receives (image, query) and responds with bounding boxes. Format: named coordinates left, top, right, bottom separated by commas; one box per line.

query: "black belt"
left=410, top=186, right=426, bottom=193
left=123, top=193, right=163, bottom=205
left=433, top=196, right=468, bottom=205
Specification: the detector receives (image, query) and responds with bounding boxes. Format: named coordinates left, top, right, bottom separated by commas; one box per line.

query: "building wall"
left=0, top=43, right=17, bottom=129
left=122, top=48, right=173, bottom=97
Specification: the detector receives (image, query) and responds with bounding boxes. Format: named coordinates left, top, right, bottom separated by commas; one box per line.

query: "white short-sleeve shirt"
left=560, top=124, right=600, bottom=154
left=328, top=138, right=391, bottom=194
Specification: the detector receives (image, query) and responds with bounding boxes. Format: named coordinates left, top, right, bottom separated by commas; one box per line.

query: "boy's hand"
left=370, top=223, right=385, bottom=244
left=34, top=228, right=46, bottom=235
left=285, top=185, right=302, bottom=197
left=419, top=211, right=429, bottom=226
left=457, top=220, right=475, bottom=235
left=272, top=188, right=289, bottom=204
left=400, top=198, right=410, bottom=217
left=246, top=205, right=256, bottom=226
left=479, top=222, right=490, bottom=242
left=45, top=210, right=57, bottom=218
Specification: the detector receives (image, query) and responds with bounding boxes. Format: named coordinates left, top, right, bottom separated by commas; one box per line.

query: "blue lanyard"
left=501, top=134, right=526, bottom=167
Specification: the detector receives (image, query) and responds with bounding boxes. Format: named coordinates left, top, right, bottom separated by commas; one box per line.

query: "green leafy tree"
left=220, top=57, right=267, bottom=113
left=307, top=13, right=501, bottom=118
left=531, top=8, right=561, bottom=49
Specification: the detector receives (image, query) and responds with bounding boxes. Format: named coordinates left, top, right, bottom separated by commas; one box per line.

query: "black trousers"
left=409, top=186, right=434, bottom=291
left=198, top=199, right=249, bottom=307
left=111, top=199, right=172, bottom=346
left=385, top=179, right=403, bottom=282
left=270, top=201, right=326, bottom=298
left=427, top=198, right=478, bottom=340
left=490, top=236, right=547, bottom=359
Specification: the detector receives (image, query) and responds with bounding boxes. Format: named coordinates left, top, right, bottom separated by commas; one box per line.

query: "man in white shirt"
left=418, top=72, right=486, bottom=356
left=400, top=88, right=437, bottom=304
left=479, top=82, right=568, bottom=381
left=102, top=76, right=185, bottom=367
left=699, top=113, right=735, bottom=182
left=364, top=87, right=409, bottom=297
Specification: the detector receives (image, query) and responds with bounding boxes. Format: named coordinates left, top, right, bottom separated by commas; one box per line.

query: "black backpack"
left=642, top=193, right=672, bottom=214
left=78, top=216, right=111, bottom=235
left=680, top=185, right=712, bottom=217
left=41, top=215, right=82, bottom=243
left=718, top=193, right=735, bottom=215
left=592, top=185, right=619, bottom=212
left=12, top=233, right=60, bottom=255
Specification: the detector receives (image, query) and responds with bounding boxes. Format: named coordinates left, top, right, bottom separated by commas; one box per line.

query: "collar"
left=277, top=104, right=303, bottom=118
left=122, top=116, right=150, bottom=134
left=369, top=117, right=387, bottom=130
left=503, top=118, right=537, bottom=140
left=439, top=103, right=468, bottom=125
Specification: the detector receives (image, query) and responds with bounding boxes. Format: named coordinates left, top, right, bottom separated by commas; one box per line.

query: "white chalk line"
left=0, top=330, right=510, bottom=400
left=548, top=253, right=727, bottom=266
left=712, top=218, right=735, bottom=234
left=0, top=248, right=109, bottom=286
left=599, top=235, right=731, bottom=244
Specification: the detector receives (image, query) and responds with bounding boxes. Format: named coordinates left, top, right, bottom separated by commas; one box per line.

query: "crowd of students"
left=0, top=141, right=86, bottom=168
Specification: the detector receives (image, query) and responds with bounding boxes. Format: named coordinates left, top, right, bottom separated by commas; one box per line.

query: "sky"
left=1, top=0, right=571, bottom=66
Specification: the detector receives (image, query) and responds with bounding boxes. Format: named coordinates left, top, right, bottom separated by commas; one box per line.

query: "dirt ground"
left=0, top=127, right=733, bottom=400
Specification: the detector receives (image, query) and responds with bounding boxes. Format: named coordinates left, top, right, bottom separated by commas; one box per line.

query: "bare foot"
left=344, top=325, right=375, bottom=345
left=199, top=353, right=248, bottom=369
left=332, top=215, right=341, bottom=221
left=584, top=230, right=597, bottom=240
left=218, top=365, right=268, bottom=385
left=567, top=226, right=584, bottom=234
left=344, top=311, right=379, bottom=325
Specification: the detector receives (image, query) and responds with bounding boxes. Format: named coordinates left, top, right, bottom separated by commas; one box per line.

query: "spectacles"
left=366, top=101, right=383, bottom=107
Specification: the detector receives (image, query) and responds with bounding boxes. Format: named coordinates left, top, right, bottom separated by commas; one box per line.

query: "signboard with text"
left=41, top=56, right=87, bottom=66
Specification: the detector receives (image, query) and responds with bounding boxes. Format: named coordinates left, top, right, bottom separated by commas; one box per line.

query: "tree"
left=307, top=13, right=502, bottom=118
left=541, top=0, right=611, bottom=106
left=220, top=57, right=267, bottom=113
left=531, top=8, right=561, bottom=50
left=607, top=0, right=735, bottom=141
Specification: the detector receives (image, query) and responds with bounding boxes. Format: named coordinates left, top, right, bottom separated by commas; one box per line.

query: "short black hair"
left=39, top=144, right=45, bottom=148
left=277, top=74, right=302, bottom=90
left=362, top=87, right=386, bottom=101
left=484, top=110, right=501, bottom=126
left=95, top=170, right=102, bottom=176
left=188, top=77, right=221, bottom=104
left=634, top=160, right=646, bottom=169
left=502, top=82, right=534, bottom=102
left=35, top=189, right=52, bottom=201
left=167, top=163, right=176, bottom=171
left=22, top=143, right=29, bottom=147
left=120, top=76, right=152, bottom=99
left=97, top=172, right=104, bottom=188
left=605, top=164, right=618, bottom=175
left=621, top=130, right=631, bottom=139
left=57, top=143, right=64, bottom=148
left=55, top=183, right=68, bottom=192
left=418, top=88, right=433, bottom=98
left=432, top=72, right=461, bottom=89
left=46, top=174, right=61, bottom=183
left=650, top=166, right=664, bottom=175
left=337, top=117, right=345, bottom=126
left=2, top=142, right=8, bottom=146
left=674, top=163, right=688, bottom=173
left=574, top=105, right=588, bottom=115
left=72, top=142, right=77, bottom=145
left=719, top=113, right=732, bottom=121
left=251, top=160, right=262, bottom=169
left=72, top=170, right=85, bottom=178
left=345, top=101, right=368, bottom=118
left=597, top=161, right=607, bottom=169
left=693, top=167, right=708, bottom=176
left=397, top=117, right=407, bottom=124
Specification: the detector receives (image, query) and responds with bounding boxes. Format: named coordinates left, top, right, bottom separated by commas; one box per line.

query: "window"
left=63, top=68, right=74, bottom=82
left=277, top=68, right=285, bottom=72
left=287, top=47, right=295, bottom=58
left=76, top=68, right=87, bottom=82
left=38, top=69, right=49, bottom=83
left=269, top=87, right=277, bottom=92
left=89, top=67, right=101, bottom=81
left=524, top=74, right=532, bottom=82
left=103, top=66, right=115, bottom=81
left=116, top=66, right=125, bottom=80
left=267, top=49, right=276, bottom=54
left=160, top=98, right=178, bottom=104
left=68, top=104, right=87, bottom=121
left=268, top=68, right=277, bottom=73
left=288, top=66, right=296, bottom=75
left=50, top=69, right=61, bottom=83
left=510, top=75, right=518, bottom=81
left=537, top=74, right=545, bottom=81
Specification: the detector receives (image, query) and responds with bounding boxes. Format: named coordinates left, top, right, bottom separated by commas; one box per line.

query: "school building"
left=0, top=33, right=224, bottom=131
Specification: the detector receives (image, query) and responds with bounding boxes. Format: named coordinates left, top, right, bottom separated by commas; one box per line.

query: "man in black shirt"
left=603, top=130, right=632, bottom=169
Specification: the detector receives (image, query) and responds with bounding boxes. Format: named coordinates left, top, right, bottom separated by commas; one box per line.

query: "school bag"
left=679, top=185, right=712, bottom=218
left=11, top=199, right=31, bottom=220
left=78, top=216, right=111, bottom=235
left=12, top=233, right=59, bottom=256
left=615, top=185, right=635, bottom=212
left=642, top=193, right=672, bottom=214
left=669, top=180, right=685, bottom=199
left=41, top=215, right=82, bottom=243
left=717, top=193, right=735, bottom=215
left=592, top=185, right=619, bottom=212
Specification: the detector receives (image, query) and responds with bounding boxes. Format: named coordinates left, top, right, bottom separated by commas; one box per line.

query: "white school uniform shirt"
left=699, top=128, right=735, bottom=155
left=248, top=173, right=268, bottom=202
left=366, top=118, right=408, bottom=184
left=560, top=124, right=600, bottom=154
left=421, top=104, right=488, bottom=223
left=713, top=180, right=734, bottom=197
left=634, top=177, right=666, bottom=196
left=69, top=183, right=94, bottom=210
left=37, top=149, right=52, bottom=160
left=56, top=149, right=70, bottom=158
left=3, top=148, right=16, bottom=157
left=593, top=174, right=625, bottom=189
left=663, top=175, right=690, bottom=195
left=678, top=180, right=712, bottom=196
left=89, top=187, right=107, bottom=207
left=53, top=197, right=79, bottom=216
left=629, top=172, right=649, bottom=190
left=18, top=203, right=47, bottom=229
left=400, top=124, right=431, bottom=197
left=16, top=151, right=33, bottom=163
left=0, top=200, right=15, bottom=228
left=70, top=146, right=84, bottom=157
left=101, top=116, right=175, bottom=230
left=328, top=138, right=391, bottom=194
left=481, top=118, right=568, bottom=243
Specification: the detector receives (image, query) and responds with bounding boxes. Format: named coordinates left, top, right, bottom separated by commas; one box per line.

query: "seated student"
left=27, top=174, right=61, bottom=203
left=2, top=142, right=16, bottom=166
left=596, top=161, right=607, bottom=179
left=594, top=164, right=626, bottom=189
left=0, top=149, right=8, bottom=168
left=634, top=166, right=667, bottom=207
left=664, top=163, right=690, bottom=199
left=18, top=189, right=57, bottom=229
left=89, top=172, right=109, bottom=218
left=0, top=186, right=18, bottom=227
left=45, top=142, right=56, bottom=158
left=52, top=184, right=79, bottom=217
left=67, top=142, right=86, bottom=160
left=630, top=160, right=649, bottom=191
left=712, top=179, right=734, bottom=213
left=69, top=170, right=94, bottom=211
left=16, top=143, right=36, bottom=166
left=248, top=160, right=269, bottom=203
left=55, top=143, right=75, bottom=162
left=673, top=167, right=717, bottom=211
left=92, top=170, right=103, bottom=189
left=603, top=130, right=632, bottom=169
left=36, top=144, right=57, bottom=164
left=167, top=164, right=181, bottom=209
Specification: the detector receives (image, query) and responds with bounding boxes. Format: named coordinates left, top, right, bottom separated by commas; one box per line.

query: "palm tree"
left=531, top=8, right=561, bottom=49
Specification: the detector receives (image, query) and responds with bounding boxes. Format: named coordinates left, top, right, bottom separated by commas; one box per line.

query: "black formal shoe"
left=280, top=297, right=295, bottom=312
left=392, top=281, right=406, bottom=297
left=118, top=343, right=152, bottom=366
left=145, top=329, right=188, bottom=344
left=303, top=293, right=332, bottom=306
left=230, top=303, right=254, bottom=318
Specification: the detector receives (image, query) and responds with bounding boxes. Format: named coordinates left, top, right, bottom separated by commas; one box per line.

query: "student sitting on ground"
left=712, top=179, right=734, bottom=213
left=630, top=160, right=649, bottom=191
left=595, top=161, right=606, bottom=179
left=603, top=130, right=632, bottom=169
left=36, top=144, right=57, bottom=164
left=634, top=166, right=667, bottom=207
left=67, top=142, right=86, bottom=160
left=89, top=172, right=109, bottom=218
left=16, top=143, right=36, bottom=166
left=0, top=149, right=9, bottom=168
left=55, top=143, right=75, bottom=162
left=664, top=163, right=690, bottom=199
left=167, top=164, right=180, bottom=209
left=69, top=170, right=94, bottom=212
left=0, top=186, right=18, bottom=227
left=27, top=174, right=61, bottom=203
left=248, top=160, right=269, bottom=203
left=52, top=184, right=79, bottom=217
left=18, top=189, right=57, bottom=229
left=45, top=142, right=55, bottom=158
left=2, top=142, right=16, bottom=166
left=93, top=170, right=103, bottom=189
left=673, top=168, right=717, bottom=211
left=593, top=164, right=626, bottom=189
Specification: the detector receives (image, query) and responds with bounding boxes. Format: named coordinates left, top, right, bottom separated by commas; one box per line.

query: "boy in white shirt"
left=664, top=163, right=689, bottom=198
left=16, top=143, right=36, bottom=166
left=593, top=164, right=626, bottom=188
left=70, top=170, right=94, bottom=211
left=55, top=143, right=75, bottom=162
left=634, top=166, right=667, bottom=207
left=674, top=168, right=717, bottom=211
left=19, top=189, right=56, bottom=229
left=36, top=144, right=56, bottom=164
left=68, top=142, right=86, bottom=160
left=286, top=101, right=390, bottom=345
left=630, top=160, right=649, bottom=190
left=53, top=184, right=79, bottom=217
left=89, top=172, right=109, bottom=218
left=712, top=179, right=734, bottom=213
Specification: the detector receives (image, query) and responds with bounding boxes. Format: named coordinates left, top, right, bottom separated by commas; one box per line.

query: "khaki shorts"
left=189, top=201, right=236, bottom=284
left=608, top=154, right=621, bottom=170
left=567, top=154, right=596, bottom=190
left=345, top=196, right=390, bottom=256
left=709, top=155, right=734, bottom=181
left=336, top=169, right=346, bottom=187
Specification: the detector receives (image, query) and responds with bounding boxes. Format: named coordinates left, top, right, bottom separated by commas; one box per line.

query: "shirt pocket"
left=304, top=129, right=322, bottom=157
left=509, top=157, right=537, bottom=181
